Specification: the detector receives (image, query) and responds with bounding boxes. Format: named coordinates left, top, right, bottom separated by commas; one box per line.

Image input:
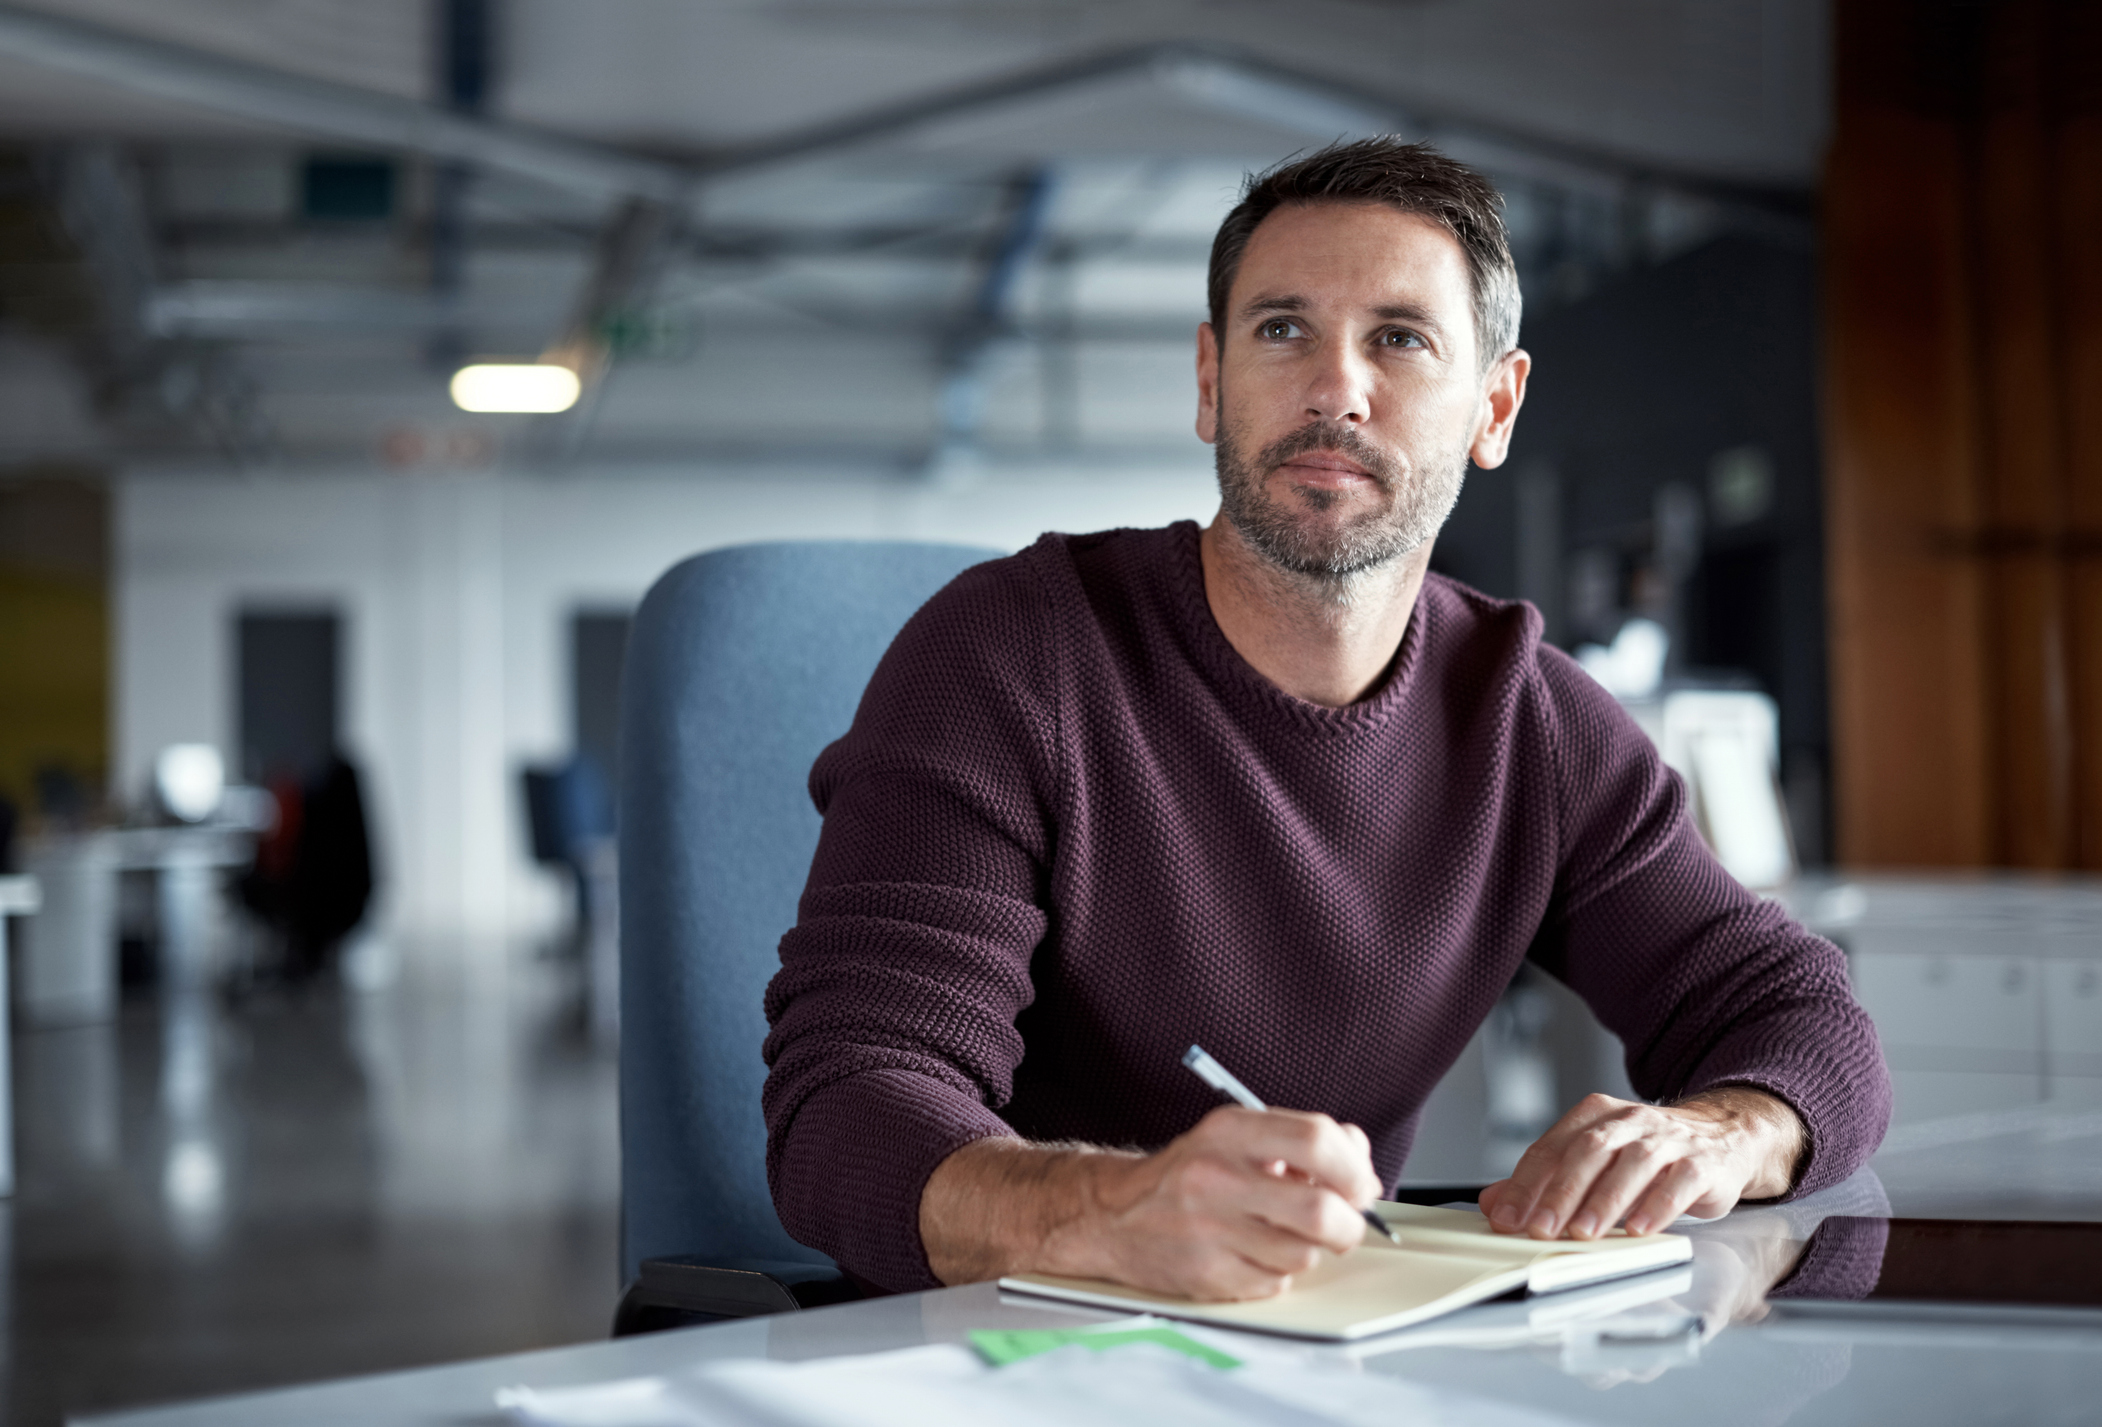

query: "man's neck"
left=1197, top=516, right=1433, bottom=708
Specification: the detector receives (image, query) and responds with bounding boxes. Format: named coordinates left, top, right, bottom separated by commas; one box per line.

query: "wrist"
left=1035, top=1148, right=1143, bottom=1279
left=920, top=1136, right=1138, bottom=1285
left=1679, top=1085, right=1806, bottom=1199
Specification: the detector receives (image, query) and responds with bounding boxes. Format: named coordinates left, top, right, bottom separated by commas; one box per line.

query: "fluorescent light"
left=155, top=743, right=224, bottom=822
left=450, top=363, right=581, bottom=413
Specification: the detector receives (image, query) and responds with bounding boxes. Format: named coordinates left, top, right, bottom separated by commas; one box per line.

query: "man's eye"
left=1259, top=319, right=1301, bottom=340
left=1379, top=329, right=1426, bottom=349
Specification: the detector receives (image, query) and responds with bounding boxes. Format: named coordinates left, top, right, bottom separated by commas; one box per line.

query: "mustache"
left=1258, top=422, right=1398, bottom=487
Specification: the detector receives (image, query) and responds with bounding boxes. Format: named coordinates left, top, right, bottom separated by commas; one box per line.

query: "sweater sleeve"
left=1526, top=648, right=1892, bottom=1198
left=761, top=551, right=1063, bottom=1291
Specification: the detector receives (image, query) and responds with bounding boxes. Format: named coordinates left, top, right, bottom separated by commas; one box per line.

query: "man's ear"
left=1468, top=347, right=1531, bottom=470
left=1195, top=322, right=1220, bottom=445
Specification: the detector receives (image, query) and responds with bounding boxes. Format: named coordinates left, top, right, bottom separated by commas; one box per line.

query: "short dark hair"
left=1206, top=138, right=1521, bottom=367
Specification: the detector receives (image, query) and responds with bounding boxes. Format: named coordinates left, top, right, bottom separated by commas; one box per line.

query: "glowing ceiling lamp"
left=449, top=363, right=582, bottom=414
left=155, top=743, right=224, bottom=822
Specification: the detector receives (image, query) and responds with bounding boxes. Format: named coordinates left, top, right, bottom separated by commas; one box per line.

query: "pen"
left=1181, top=1044, right=1401, bottom=1245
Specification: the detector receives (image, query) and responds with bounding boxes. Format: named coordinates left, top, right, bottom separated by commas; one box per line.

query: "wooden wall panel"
left=2057, top=21, right=2102, bottom=868
left=1977, top=0, right=2073, bottom=866
left=1826, top=0, right=2101, bottom=869
left=1825, top=9, right=1991, bottom=866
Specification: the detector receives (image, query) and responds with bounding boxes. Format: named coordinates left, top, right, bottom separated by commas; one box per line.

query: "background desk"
left=17, top=827, right=252, bottom=1026
left=81, top=1105, right=2102, bottom=1427
left=1783, top=874, right=2102, bottom=1126
left=0, top=873, right=43, bottom=1196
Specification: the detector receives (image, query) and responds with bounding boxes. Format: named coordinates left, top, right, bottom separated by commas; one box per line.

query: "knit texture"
left=761, top=521, right=1891, bottom=1292
left=1770, top=1214, right=1893, bottom=1302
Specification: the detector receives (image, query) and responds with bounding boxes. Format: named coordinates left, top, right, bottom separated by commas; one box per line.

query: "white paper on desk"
left=497, top=1338, right=1581, bottom=1427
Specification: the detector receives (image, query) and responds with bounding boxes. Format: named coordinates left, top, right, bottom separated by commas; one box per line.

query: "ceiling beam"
left=143, top=278, right=1220, bottom=343
left=688, top=41, right=1808, bottom=216
left=0, top=7, right=1807, bottom=219
left=155, top=216, right=1221, bottom=265
left=0, top=2, right=690, bottom=206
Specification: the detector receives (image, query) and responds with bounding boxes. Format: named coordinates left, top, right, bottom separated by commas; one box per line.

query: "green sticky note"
left=968, top=1326, right=1241, bottom=1370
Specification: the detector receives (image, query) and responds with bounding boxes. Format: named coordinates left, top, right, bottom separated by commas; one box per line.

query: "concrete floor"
left=3, top=950, right=620, bottom=1427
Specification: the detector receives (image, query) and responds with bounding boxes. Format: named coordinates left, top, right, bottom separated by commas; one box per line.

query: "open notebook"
left=999, top=1202, right=1693, bottom=1341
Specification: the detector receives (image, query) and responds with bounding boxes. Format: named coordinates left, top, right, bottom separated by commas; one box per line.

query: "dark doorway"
left=238, top=611, right=340, bottom=783
left=571, top=610, right=631, bottom=789
left=1689, top=542, right=1781, bottom=695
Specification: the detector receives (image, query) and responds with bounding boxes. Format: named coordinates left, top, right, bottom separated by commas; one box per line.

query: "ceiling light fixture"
left=449, top=363, right=582, bottom=414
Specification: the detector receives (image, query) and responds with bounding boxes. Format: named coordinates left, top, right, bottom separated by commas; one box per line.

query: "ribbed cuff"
left=1687, top=1028, right=1892, bottom=1200
left=1769, top=1214, right=1892, bottom=1302
left=770, top=1068, right=1014, bottom=1292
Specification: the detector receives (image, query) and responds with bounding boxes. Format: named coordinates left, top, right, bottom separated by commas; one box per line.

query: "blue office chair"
left=612, top=539, right=1001, bottom=1334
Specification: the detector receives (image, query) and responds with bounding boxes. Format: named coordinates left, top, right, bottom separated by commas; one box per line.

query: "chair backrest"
left=617, top=539, right=1001, bottom=1282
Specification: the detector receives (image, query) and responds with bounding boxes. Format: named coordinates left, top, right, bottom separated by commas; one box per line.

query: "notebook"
left=1335, top=1263, right=1697, bottom=1356
left=999, top=1202, right=1693, bottom=1341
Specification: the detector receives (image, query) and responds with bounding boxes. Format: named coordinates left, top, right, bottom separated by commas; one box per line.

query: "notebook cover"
left=999, top=1202, right=1692, bottom=1341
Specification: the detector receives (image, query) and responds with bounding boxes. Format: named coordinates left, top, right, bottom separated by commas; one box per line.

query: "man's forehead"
left=1230, top=201, right=1470, bottom=310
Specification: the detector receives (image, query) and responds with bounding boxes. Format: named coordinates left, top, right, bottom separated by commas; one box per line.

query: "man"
left=762, top=138, right=1890, bottom=1300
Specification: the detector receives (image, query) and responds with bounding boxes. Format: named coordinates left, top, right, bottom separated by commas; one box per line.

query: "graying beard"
left=1215, top=429, right=1461, bottom=587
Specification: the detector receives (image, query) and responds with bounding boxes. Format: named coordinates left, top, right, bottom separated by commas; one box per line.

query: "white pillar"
left=386, top=473, right=510, bottom=954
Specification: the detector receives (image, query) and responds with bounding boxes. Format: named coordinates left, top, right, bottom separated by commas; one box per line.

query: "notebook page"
left=1009, top=1241, right=1526, bottom=1339
left=1375, top=1203, right=1689, bottom=1264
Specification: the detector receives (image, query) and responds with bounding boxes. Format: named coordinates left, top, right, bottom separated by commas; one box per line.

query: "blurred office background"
left=0, top=0, right=2095, bottom=1423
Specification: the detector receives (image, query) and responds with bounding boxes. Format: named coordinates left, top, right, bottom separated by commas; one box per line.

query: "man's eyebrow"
left=1371, top=302, right=1443, bottom=331
left=1237, top=292, right=1308, bottom=318
left=1234, top=293, right=1447, bottom=333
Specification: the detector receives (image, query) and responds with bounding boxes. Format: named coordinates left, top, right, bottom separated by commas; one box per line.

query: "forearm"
left=918, top=1135, right=1139, bottom=1286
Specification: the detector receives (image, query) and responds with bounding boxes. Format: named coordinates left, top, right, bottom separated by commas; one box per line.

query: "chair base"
left=611, top=1257, right=865, bottom=1337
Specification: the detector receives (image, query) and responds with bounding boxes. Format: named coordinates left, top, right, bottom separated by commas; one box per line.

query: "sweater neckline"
left=1162, top=520, right=1428, bottom=735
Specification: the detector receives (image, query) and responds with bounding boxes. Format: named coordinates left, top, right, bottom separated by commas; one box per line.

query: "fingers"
left=1179, top=1114, right=1372, bottom=1257
left=1111, top=1209, right=1306, bottom=1303
left=1176, top=1245, right=1302, bottom=1303
left=1084, top=1108, right=1382, bottom=1301
left=1487, top=1093, right=1763, bottom=1240
left=1486, top=1093, right=1635, bottom=1236
left=1342, top=1120, right=1374, bottom=1160
left=1568, top=1141, right=1695, bottom=1239
left=1620, top=1157, right=1710, bottom=1236
left=1529, top=1116, right=1656, bottom=1239
left=1229, top=1207, right=1345, bottom=1276
left=1238, top=1166, right=1375, bottom=1256
left=1191, top=1105, right=1383, bottom=1207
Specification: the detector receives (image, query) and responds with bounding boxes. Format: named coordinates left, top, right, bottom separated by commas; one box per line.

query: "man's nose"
left=1302, top=341, right=1372, bottom=425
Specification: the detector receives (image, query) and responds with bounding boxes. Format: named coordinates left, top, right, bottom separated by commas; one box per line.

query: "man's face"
left=1196, top=201, right=1526, bottom=581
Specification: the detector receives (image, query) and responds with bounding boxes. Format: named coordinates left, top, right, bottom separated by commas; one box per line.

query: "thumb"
left=1339, top=1122, right=1382, bottom=1202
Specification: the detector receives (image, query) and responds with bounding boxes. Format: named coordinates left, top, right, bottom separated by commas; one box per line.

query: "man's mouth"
left=1276, top=450, right=1377, bottom=488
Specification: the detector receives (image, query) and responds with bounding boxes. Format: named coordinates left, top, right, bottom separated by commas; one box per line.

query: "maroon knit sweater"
left=762, top=522, right=1890, bottom=1292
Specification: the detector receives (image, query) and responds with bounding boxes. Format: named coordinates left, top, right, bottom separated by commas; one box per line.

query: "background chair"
left=613, top=540, right=1000, bottom=1335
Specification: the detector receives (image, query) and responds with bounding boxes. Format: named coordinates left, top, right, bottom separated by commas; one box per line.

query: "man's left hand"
left=1479, top=1087, right=1805, bottom=1240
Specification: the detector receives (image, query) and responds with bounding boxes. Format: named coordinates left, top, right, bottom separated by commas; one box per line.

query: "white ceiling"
left=0, top=0, right=1829, bottom=471
left=0, top=0, right=1830, bottom=180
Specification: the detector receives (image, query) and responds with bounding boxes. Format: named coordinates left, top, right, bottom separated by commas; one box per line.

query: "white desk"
left=0, top=873, right=42, bottom=1197
left=1781, top=873, right=2102, bottom=1126
left=77, top=1107, right=2102, bottom=1427
left=18, top=827, right=252, bottom=1023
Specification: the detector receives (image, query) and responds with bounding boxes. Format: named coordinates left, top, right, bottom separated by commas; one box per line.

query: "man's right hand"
left=919, top=1106, right=1383, bottom=1301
